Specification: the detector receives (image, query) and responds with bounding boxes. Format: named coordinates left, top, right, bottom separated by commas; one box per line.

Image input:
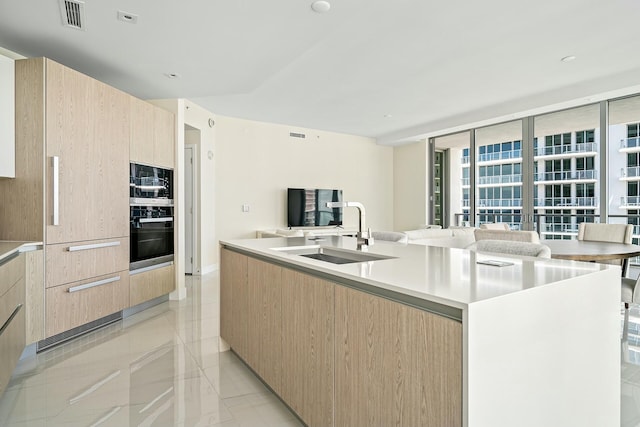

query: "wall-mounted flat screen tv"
left=287, top=188, right=343, bottom=227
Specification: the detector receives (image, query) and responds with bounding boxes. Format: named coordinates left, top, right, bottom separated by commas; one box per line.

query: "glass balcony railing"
left=477, top=198, right=523, bottom=208
left=620, top=137, right=640, bottom=150
left=462, top=199, right=470, bottom=207
left=621, top=166, right=640, bottom=179
left=534, top=197, right=598, bottom=207
left=534, top=170, right=597, bottom=182
left=461, top=178, right=470, bottom=186
left=621, top=196, right=640, bottom=207
left=535, top=142, right=597, bottom=157
left=542, top=223, right=579, bottom=234
left=477, top=149, right=522, bottom=163
left=477, top=174, right=522, bottom=185
left=461, top=156, right=470, bottom=164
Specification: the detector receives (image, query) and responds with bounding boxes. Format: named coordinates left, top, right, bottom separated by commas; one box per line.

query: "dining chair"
left=577, top=222, right=633, bottom=275
left=622, top=274, right=640, bottom=310
left=480, top=223, right=510, bottom=231
left=466, top=240, right=551, bottom=258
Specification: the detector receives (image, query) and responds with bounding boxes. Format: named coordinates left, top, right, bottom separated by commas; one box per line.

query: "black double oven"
left=130, top=163, right=174, bottom=272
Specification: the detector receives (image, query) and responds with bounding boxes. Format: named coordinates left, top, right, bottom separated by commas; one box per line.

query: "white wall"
left=214, top=115, right=394, bottom=262
left=149, top=99, right=216, bottom=294
left=0, top=52, right=15, bottom=178
left=393, top=140, right=427, bottom=230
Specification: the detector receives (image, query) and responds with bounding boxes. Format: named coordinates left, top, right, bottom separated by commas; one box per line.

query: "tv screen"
left=287, top=188, right=343, bottom=227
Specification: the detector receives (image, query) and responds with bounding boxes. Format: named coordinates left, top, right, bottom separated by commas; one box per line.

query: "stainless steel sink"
left=271, top=245, right=395, bottom=264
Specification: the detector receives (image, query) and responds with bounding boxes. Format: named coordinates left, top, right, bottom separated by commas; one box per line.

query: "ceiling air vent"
left=290, top=132, right=306, bottom=139
left=59, top=0, right=86, bottom=30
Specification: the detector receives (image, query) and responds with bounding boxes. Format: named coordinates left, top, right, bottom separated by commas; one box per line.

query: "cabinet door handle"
left=130, top=261, right=174, bottom=276
left=52, top=156, right=59, bottom=226
left=0, top=304, right=23, bottom=337
left=139, top=217, right=173, bottom=224
left=68, top=276, right=120, bottom=293
left=67, top=241, right=121, bottom=252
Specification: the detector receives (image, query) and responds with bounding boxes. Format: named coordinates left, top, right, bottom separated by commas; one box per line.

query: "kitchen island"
left=220, top=236, right=619, bottom=427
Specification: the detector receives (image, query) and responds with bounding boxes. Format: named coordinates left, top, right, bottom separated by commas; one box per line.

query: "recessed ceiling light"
left=117, top=11, right=138, bottom=24
left=384, top=114, right=393, bottom=118
left=311, top=1, right=331, bottom=13
left=561, top=55, right=576, bottom=63
left=165, top=73, right=180, bottom=79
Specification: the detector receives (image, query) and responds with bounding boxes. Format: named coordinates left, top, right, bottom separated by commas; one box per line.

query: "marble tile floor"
left=0, top=274, right=303, bottom=427
left=3, top=271, right=640, bottom=426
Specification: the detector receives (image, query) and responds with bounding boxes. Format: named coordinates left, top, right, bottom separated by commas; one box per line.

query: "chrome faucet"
left=325, top=201, right=373, bottom=250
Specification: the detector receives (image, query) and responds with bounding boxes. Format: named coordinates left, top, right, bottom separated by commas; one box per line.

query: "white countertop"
left=0, top=241, right=43, bottom=263
left=221, top=236, right=612, bottom=312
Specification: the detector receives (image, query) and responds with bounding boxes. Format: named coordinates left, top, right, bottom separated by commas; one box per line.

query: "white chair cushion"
left=474, top=229, right=540, bottom=243
left=467, top=240, right=551, bottom=258
left=404, top=228, right=453, bottom=240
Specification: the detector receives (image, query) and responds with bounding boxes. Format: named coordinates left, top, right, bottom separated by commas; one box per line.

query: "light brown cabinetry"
left=1, top=57, right=131, bottom=340
left=220, top=247, right=463, bottom=427
left=129, top=264, right=175, bottom=307
left=281, top=269, right=334, bottom=427
left=44, top=60, right=130, bottom=245
left=0, top=253, right=26, bottom=396
left=25, top=250, right=44, bottom=344
left=45, top=273, right=129, bottom=337
left=335, top=286, right=462, bottom=427
left=220, top=248, right=248, bottom=358
left=45, top=238, right=129, bottom=289
left=130, top=96, right=175, bottom=169
left=246, top=258, right=283, bottom=394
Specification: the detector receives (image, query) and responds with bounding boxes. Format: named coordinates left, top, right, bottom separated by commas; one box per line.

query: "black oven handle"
left=138, top=217, right=174, bottom=224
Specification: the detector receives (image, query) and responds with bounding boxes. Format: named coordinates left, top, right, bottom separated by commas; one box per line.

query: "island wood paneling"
left=334, top=285, right=462, bottom=427
left=246, top=257, right=283, bottom=394
left=281, top=269, right=334, bottom=427
left=220, top=248, right=248, bottom=358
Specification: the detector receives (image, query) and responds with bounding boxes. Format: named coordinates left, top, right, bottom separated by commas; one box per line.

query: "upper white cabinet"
left=0, top=53, right=15, bottom=178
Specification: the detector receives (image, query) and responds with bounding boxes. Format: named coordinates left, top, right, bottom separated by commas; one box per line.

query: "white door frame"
left=184, top=143, right=199, bottom=274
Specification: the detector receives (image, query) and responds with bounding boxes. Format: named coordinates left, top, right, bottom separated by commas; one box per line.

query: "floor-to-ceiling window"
left=533, top=104, right=600, bottom=239
left=609, top=96, right=640, bottom=258
left=474, top=121, right=523, bottom=229
left=432, top=92, right=640, bottom=252
left=433, top=131, right=470, bottom=227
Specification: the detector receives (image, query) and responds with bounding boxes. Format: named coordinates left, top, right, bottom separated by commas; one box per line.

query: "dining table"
left=544, top=239, right=640, bottom=277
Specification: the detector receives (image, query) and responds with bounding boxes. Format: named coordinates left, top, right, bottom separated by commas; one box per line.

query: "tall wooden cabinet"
left=0, top=58, right=130, bottom=340
left=130, top=96, right=175, bottom=169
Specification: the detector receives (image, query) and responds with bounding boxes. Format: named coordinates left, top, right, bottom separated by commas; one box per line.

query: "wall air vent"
left=290, top=132, right=306, bottom=139
left=59, top=0, right=86, bottom=30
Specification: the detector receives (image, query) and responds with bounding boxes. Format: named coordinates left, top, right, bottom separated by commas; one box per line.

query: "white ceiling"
left=1, top=0, right=640, bottom=144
